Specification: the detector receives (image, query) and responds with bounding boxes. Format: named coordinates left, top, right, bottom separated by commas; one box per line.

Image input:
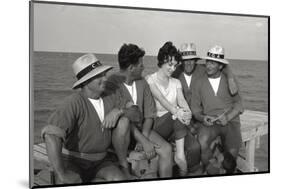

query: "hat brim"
left=72, top=65, right=113, bottom=89
left=202, top=57, right=229, bottom=64
left=182, top=55, right=201, bottom=60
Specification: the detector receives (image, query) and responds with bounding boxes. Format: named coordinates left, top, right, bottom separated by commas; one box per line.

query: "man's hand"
left=103, top=108, right=122, bottom=129
left=142, top=140, right=160, bottom=160
left=203, top=115, right=215, bottom=126
left=57, top=169, right=82, bottom=184
left=215, top=114, right=228, bottom=126
left=176, top=109, right=192, bottom=125
left=134, top=142, right=143, bottom=152
left=189, top=126, right=198, bottom=135
left=123, top=105, right=142, bottom=123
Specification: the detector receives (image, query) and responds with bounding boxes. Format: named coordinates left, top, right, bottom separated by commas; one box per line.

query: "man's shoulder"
left=105, top=73, right=125, bottom=93
left=54, top=91, right=85, bottom=112
left=107, top=72, right=125, bottom=83
left=192, top=74, right=207, bottom=87
left=135, top=78, right=149, bottom=86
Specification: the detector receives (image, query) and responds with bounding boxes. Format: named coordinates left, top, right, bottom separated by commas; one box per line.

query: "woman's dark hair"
left=118, top=43, right=145, bottom=70
left=157, top=41, right=181, bottom=68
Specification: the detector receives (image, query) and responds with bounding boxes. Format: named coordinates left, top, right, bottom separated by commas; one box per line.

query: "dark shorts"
left=153, top=112, right=187, bottom=141
left=61, top=152, right=118, bottom=182
left=198, top=120, right=242, bottom=151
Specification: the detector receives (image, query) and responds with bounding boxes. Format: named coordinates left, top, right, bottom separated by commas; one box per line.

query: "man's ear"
left=128, top=64, right=135, bottom=71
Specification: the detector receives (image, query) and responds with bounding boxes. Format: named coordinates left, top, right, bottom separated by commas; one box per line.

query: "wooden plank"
left=33, top=110, right=268, bottom=175
left=245, top=139, right=256, bottom=172
left=255, top=137, right=261, bottom=149
left=237, top=156, right=251, bottom=172
left=237, top=110, right=268, bottom=172
left=237, top=156, right=258, bottom=172
left=240, top=111, right=268, bottom=127
left=241, top=124, right=268, bottom=142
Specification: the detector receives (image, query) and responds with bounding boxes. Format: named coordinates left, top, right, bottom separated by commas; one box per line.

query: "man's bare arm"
left=44, top=134, right=81, bottom=183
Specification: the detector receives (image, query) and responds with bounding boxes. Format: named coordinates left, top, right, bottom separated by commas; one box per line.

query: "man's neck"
left=82, top=87, right=101, bottom=99
left=184, top=72, right=193, bottom=77
left=119, top=70, right=134, bottom=85
left=208, top=72, right=221, bottom=79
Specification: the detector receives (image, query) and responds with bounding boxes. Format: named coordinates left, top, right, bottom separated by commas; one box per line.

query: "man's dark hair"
left=157, top=41, right=181, bottom=68
left=118, top=43, right=145, bottom=70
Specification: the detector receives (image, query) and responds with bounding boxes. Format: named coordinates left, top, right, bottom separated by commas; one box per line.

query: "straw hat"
left=72, top=53, right=113, bottom=89
left=179, top=43, right=201, bottom=60
left=203, top=45, right=229, bottom=64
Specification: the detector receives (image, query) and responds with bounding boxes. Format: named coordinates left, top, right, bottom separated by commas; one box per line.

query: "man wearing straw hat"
left=191, top=45, right=244, bottom=174
left=41, top=53, right=141, bottom=183
left=172, top=43, right=240, bottom=174
left=174, top=43, right=239, bottom=105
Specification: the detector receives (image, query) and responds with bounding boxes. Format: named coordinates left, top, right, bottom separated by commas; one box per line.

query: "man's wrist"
left=119, top=108, right=125, bottom=116
left=142, top=130, right=149, bottom=138
left=225, top=113, right=230, bottom=122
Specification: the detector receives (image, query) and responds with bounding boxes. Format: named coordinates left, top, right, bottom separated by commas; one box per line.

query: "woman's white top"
left=146, top=72, right=182, bottom=117
left=208, top=76, right=221, bottom=96
left=123, top=81, right=137, bottom=105
left=88, top=98, right=104, bottom=122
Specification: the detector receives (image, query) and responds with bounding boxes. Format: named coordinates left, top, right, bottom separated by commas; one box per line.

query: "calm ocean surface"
left=32, top=51, right=268, bottom=171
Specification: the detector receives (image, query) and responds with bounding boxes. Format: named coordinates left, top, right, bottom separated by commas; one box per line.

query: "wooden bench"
left=33, top=110, right=268, bottom=185
left=237, top=110, right=268, bottom=172
left=33, top=143, right=56, bottom=185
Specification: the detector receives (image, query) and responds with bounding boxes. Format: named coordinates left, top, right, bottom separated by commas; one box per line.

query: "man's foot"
left=174, top=155, right=188, bottom=177
left=188, top=164, right=204, bottom=176
left=205, top=163, right=221, bottom=175
left=119, top=166, right=137, bottom=180
left=178, top=169, right=188, bottom=177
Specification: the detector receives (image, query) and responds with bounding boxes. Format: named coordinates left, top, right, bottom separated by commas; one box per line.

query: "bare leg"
left=148, top=131, right=173, bottom=178
left=112, top=116, right=131, bottom=177
left=95, top=165, right=126, bottom=181
left=174, top=137, right=188, bottom=176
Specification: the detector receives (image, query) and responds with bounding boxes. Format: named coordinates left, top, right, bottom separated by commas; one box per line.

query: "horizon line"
left=32, top=50, right=268, bottom=62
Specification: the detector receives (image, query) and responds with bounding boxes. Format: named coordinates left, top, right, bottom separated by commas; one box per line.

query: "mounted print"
left=29, top=0, right=269, bottom=188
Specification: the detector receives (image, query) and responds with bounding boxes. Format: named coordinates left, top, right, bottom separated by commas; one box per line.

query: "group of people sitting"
left=41, top=41, right=243, bottom=184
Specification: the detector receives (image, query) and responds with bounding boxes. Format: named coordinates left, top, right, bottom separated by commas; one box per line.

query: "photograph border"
left=29, top=1, right=270, bottom=188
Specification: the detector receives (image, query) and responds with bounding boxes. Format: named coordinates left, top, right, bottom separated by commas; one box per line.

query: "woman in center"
left=146, top=41, right=192, bottom=176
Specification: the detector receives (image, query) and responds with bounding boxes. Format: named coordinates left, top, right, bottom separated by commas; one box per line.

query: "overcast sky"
left=32, top=3, right=268, bottom=60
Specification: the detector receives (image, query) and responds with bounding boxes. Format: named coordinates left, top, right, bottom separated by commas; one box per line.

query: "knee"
left=114, top=116, right=130, bottom=134
left=158, top=142, right=172, bottom=159
left=188, top=140, right=201, bottom=154
left=110, top=173, right=126, bottom=181
left=103, top=170, right=126, bottom=181
left=222, top=151, right=237, bottom=174
left=228, top=148, right=239, bottom=159
left=198, top=134, right=210, bottom=149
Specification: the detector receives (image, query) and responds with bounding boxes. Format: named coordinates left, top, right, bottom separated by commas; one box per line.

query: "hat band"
left=181, top=51, right=196, bottom=56
left=76, top=61, right=102, bottom=80
left=207, top=52, right=224, bottom=59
